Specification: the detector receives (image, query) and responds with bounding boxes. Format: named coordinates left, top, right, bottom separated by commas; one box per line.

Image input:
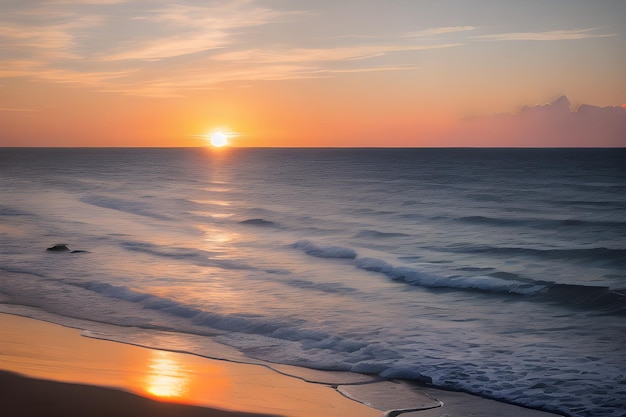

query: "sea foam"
left=293, top=240, right=547, bottom=294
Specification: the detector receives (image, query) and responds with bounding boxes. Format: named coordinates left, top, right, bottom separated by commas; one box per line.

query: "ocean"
left=0, top=148, right=624, bottom=417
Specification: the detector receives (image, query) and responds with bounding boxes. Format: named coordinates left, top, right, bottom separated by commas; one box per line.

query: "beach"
left=0, top=313, right=378, bottom=417
left=1, top=148, right=623, bottom=416
left=0, top=313, right=564, bottom=417
left=1, top=0, right=625, bottom=411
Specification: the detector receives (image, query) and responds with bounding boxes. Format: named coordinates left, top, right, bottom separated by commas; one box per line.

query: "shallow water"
left=1, top=148, right=625, bottom=416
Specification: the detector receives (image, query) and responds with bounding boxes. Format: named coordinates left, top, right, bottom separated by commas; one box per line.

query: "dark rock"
left=47, top=244, right=69, bottom=252
left=239, top=218, right=276, bottom=227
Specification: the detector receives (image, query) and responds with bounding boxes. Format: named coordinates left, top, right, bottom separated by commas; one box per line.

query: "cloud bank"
left=445, top=96, right=626, bottom=147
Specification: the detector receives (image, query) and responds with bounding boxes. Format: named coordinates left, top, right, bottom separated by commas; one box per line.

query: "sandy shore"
left=0, top=312, right=563, bottom=417
left=0, top=371, right=273, bottom=417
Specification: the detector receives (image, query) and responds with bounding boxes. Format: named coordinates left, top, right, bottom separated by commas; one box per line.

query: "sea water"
left=0, top=148, right=624, bottom=417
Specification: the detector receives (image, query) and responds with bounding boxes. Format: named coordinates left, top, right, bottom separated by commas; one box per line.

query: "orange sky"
left=0, top=1, right=624, bottom=147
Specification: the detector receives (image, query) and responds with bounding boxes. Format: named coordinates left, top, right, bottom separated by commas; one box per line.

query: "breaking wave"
left=293, top=240, right=626, bottom=315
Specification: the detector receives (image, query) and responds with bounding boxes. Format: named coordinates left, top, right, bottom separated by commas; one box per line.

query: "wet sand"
left=0, top=313, right=562, bottom=417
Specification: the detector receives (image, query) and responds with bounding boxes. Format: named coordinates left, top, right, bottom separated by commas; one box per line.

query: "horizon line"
left=2, top=146, right=625, bottom=150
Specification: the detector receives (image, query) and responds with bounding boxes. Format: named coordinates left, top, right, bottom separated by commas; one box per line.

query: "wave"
left=120, top=241, right=264, bottom=272
left=464, top=193, right=506, bottom=203
left=80, top=195, right=170, bottom=220
left=283, top=278, right=357, bottom=294
left=441, top=244, right=626, bottom=267
left=292, top=240, right=545, bottom=294
left=239, top=218, right=277, bottom=227
left=353, top=229, right=410, bottom=239
left=0, top=266, right=46, bottom=278
left=0, top=206, right=31, bottom=216
left=458, top=215, right=626, bottom=230
left=551, top=199, right=626, bottom=208
left=293, top=240, right=626, bottom=314
left=66, top=280, right=376, bottom=361
left=75, top=281, right=291, bottom=333
left=354, top=257, right=546, bottom=295
left=293, top=240, right=357, bottom=259
left=541, top=284, right=626, bottom=315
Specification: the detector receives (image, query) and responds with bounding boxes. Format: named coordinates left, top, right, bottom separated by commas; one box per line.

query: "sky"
left=0, top=0, right=625, bottom=147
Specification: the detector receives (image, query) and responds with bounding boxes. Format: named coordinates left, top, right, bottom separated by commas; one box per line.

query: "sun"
left=209, top=131, right=229, bottom=147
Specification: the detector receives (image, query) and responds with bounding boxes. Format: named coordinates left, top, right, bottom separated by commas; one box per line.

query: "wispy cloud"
left=0, top=18, right=103, bottom=60
left=0, top=0, right=297, bottom=94
left=101, top=1, right=294, bottom=61
left=473, top=28, right=617, bottom=41
left=0, top=60, right=41, bottom=77
left=212, top=43, right=461, bottom=64
left=0, top=0, right=466, bottom=96
left=405, top=26, right=476, bottom=37
left=319, top=65, right=420, bottom=74
left=46, top=0, right=127, bottom=4
left=0, top=107, right=39, bottom=112
left=3, top=0, right=616, bottom=98
left=102, top=33, right=228, bottom=61
left=98, top=64, right=325, bottom=97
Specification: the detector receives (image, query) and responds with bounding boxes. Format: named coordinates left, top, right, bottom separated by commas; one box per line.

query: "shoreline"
left=0, top=312, right=564, bottom=417
left=0, top=312, right=378, bottom=417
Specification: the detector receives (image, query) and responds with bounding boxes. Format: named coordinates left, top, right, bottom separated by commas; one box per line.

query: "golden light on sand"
left=145, top=351, right=189, bottom=399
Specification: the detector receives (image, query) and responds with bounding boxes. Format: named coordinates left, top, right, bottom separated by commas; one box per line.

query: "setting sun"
left=208, top=131, right=229, bottom=147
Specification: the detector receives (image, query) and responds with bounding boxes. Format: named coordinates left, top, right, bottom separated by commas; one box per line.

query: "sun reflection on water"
left=145, top=351, right=189, bottom=399
left=140, top=349, right=232, bottom=408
